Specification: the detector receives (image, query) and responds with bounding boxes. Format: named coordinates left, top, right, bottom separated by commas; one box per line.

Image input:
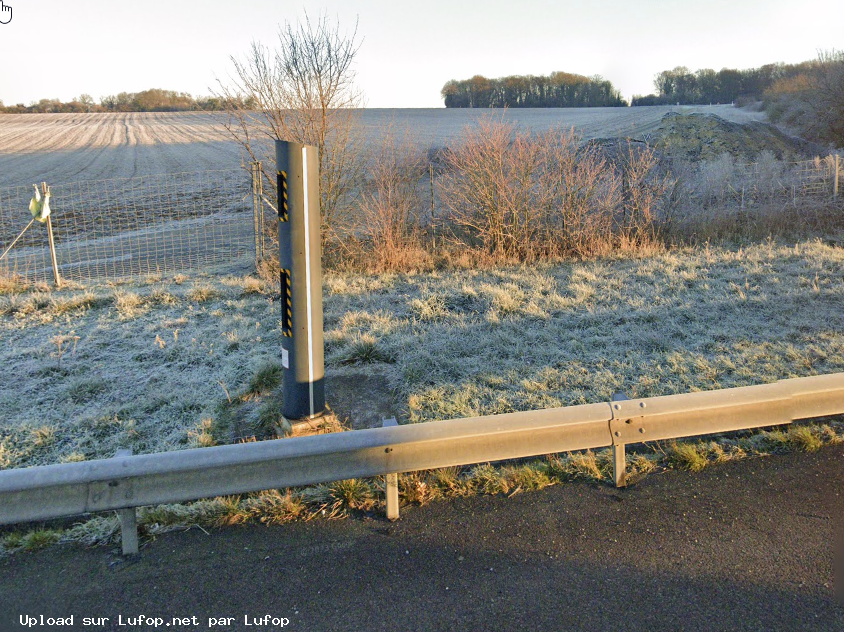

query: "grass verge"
left=3, top=237, right=844, bottom=552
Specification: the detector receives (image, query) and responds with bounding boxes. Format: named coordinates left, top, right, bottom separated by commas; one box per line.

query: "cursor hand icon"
left=0, top=2, right=11, bottom=25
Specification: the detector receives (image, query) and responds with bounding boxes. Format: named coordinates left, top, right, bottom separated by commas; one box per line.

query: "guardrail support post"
left=383, top=418, right=400, bottom=520
left=610, top=393, right=630, bottom=488
left=118, top=508, right=139, bottom=556
left=386, top=474, right=399, bottom=521
left=613, top=444, right=627, bottom=488
left=115, top=449, right=139, bottom=556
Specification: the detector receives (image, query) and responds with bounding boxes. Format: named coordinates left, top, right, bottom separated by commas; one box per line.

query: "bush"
left=352, top=131, right=429, bottom=271
left=438, top=119, right=672, bottom=259
left=764, top=50, right=844, bottom=147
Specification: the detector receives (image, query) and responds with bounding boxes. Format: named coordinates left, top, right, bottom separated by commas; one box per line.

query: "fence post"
left=41, top=183, right=62, bottom=288
left=258, top=166, right=265, bottom=261
left=835, top=154, right=840, bottom=202
left=251, top=162, right=261, bottom=271
left=429, top=163, right=436, bottom=251
left=46, top=216, right=61, bottom=287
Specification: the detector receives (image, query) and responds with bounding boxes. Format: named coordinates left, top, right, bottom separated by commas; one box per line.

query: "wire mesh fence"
left=1, top=154, right=839, bottom=285
left=671, top=153, right=842, bottom=212
left=0, top=169, right=257, bottom=284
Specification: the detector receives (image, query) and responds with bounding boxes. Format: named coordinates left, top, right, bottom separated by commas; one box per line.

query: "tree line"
left=0, top=89, right=231, bottom=114
left=634, top=51, right=843, bottom=146
left=631, top=62, right=815, bottom=106
left=441, top=72, right=628, bottom=108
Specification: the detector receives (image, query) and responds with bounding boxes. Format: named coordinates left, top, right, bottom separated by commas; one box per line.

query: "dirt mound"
left=649, top=112, right=822, bottom=162
left=583, top=137, right=668, bottom=165
left=579, top=137, right=674, bottom=182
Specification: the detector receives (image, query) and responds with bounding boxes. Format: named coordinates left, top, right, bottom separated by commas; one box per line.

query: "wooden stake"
left=251, top=163, right=261, bottom=270
left=42, top=182, right=61, bottom=287
left=430, top=163, right=436, bottom=250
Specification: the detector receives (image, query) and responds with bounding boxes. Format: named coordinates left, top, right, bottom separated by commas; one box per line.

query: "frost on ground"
left=2, top=238, right=843, bottom=470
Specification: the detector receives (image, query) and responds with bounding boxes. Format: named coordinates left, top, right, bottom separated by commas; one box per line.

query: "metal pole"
left=383, top=418, right=400, bottom=520
left=276, top=141, right=326, bottom=420
left=115, top=449, right=138, bottom=556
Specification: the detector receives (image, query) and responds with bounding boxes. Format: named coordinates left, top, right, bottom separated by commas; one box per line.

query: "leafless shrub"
left=753, top=150, right=787, bottom=202
left=535, top=129, right=619, bottom=257
left=696, top=153, right=744, bottom=205
left=765, top=49, right=844, bottom=146
left=614, top=140, right=675, bottom=247
left=438, top=117, right=536, bottom=257
left=438, top=118, right=665, bottom=259
left=353, top=131, right=431, bottom=271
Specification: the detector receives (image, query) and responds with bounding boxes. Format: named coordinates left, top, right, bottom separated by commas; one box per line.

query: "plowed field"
left=0, top=105, right=766, bottom=187
left=0, top=112, right=240, bottom=187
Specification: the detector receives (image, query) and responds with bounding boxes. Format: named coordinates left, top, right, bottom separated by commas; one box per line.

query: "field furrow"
left=0, top=105, right=767, bottom=187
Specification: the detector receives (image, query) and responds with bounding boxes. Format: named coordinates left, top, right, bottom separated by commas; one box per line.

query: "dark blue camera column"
left=276, top=141, right=326, bottom=420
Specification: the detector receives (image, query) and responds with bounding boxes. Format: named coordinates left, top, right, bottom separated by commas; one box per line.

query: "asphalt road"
left=2, top=445, right=842, bottom=632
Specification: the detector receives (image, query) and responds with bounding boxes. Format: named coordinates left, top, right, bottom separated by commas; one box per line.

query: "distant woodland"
left=637, top=51, right=844, bottom=146
left=441, top=73, right=627, bottom=108
left=440, top=53, right=842, bottom=146
left=0, top=89, right=229, bottom=114
left=631, top=62, right=817, bottom=106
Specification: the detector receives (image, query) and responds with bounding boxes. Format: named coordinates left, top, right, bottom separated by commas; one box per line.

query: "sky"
left=0, top=0, right=841, bottom=108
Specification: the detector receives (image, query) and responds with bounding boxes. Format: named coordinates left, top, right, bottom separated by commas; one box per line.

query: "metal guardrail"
left=1, top=373, right=843, bottom=555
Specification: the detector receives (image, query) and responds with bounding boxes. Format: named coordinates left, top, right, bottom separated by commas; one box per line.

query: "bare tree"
left=215, top=12, right=364, bottom=237
left=810, top=49, right=844, bottom=147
